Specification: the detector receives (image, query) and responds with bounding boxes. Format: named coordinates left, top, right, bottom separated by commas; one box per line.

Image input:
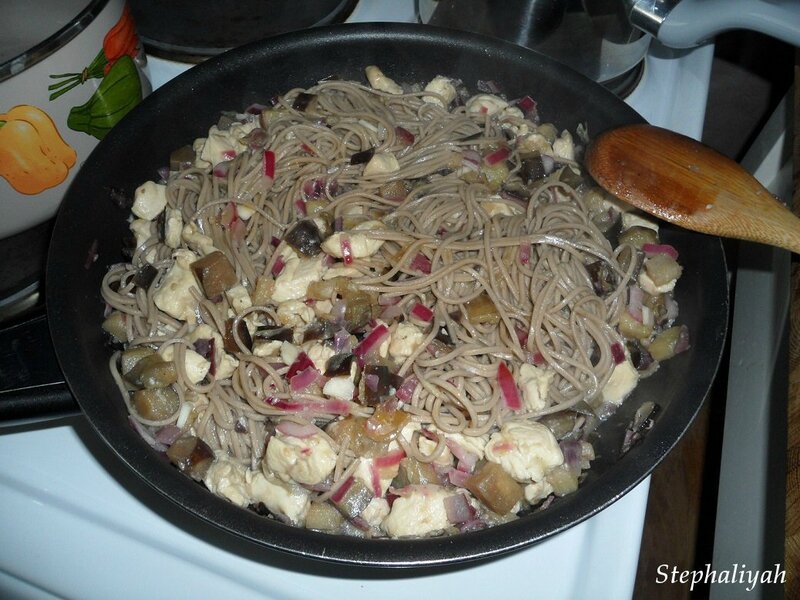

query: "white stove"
left=0, top=1, right=715, bottom=597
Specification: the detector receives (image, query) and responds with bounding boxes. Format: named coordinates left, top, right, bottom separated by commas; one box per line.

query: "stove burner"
left=0, top=219, right=50, bottom=325
left=129, top=0, right=359, bottom=63
left=602, top=59, right=645, bottom=99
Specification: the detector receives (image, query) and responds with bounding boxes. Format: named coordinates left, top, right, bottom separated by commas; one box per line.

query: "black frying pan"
left=31, top=23, right=727, bottom=567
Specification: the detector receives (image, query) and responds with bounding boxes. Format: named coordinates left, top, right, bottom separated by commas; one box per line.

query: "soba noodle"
left=101, top=67, right=686, bottom=537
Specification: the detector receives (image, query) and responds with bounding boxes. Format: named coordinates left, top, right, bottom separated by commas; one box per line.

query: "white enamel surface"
left=0, top=419, right=649, bottom=600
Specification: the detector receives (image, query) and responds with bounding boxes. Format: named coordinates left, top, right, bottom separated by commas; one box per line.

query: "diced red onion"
left=270, top=236, right=281, bottom=248
left=330, top=299, right=347, bottom=324
left=387, top=485, right=414, bottom=498
left=220, top=201, right=238, bottom=228
left=444, top=492, right=477, bottom=523
left=353, top=324, right=390, bottom=363
left=410, top=252, right=432, bottom=274
left=265, top=397, right=351, bottom=415
left=642, top=243, right=679, bottom=260
left=462, top=149, right=482, bottom=169
left=395, top=126, right=415, bottom=146
left=538, top=496, right=556, bottom=511
left=368, top=462, right=383, bottom=497
left=213, top=162, right=230, bottom=178
left=245, top=102, right=268, bottom=114
left=365, top=373, right=380, bottom=392
left=271, top=255, right=286, bottom=276
left=286, top=352, right=314, bottom=380
left=419, top=427, right=439, bottom=443
left=664, top=294, right=680, bottom=323
left=628, top=285, right=644, bottom=323
left=674, top=325, right=691, bottom=354
left=333, top=216, right=344, bottom=232
left=154, top=424, right=182, bottom=446
left=222, top=150, right=237, bottom=161
left=378, top=294, right=401, bottom=306
left=484, top=146, right=511, bottom=165
left=477, top=79, right=502, bottom=94
left=445, top=439, right=478, bottom=473
left=276, top=420, right=320, bottom=438
left=263, top=149, right=276, bottom=179
left=610, top=342, right=626, bottom=365
left=290, top=366, right=322, bottom=392
left=229, top=216, right=247, bottom=245
left=519, top=243, right=531, bottom=266
left=333, top=328, right=352, bottom=353
left=330, top=476, right=355, bottom=503
left=340, top=235, right=353, bottom=266
left=515, top=325, right=529, bottom=347
left=500, top=188, right=529, bottom=207
left=193, top=338, right=214, bottom=361
left=245, top=128, right=268, bottom=150
left=560, top=439, right=584, bottom=475
left=294, top=199, right=307, bottom=216
left=410, top=303, right=434, bottom=322
left=516, top=95, right=537, bottom=118
left=302, top=178, right=327, bottom=199
left=530, top=351, right=545, bottom=366
left=458, top=518, right=486, bottom=533
left=378, top=303, right=405, bottom=323
left=595, top=401, right=618, bottom=420
left=395, top=376, right=418, bottom=401
left=129, top=416, right=167, bottom=452
left=497, top=362, right=522, bottom=411
left=374, top=448, right=405, bottom=469
left=316, top=399, right=352, bottom=415
left=447, top=468, right=472, bottom=489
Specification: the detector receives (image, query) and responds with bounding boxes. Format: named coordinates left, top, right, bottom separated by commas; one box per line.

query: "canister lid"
left=0, top=0, right=107, bottom=80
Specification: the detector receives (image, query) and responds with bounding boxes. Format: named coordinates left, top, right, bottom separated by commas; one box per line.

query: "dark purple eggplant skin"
left=325, top=353, right=354, bottom=378
left=132, top=264, right=158, bottom=290
left=253, top=326, right=294, bottom=343
left=292, top=92, right=316, bottom=112
left=350, top=147, right=375, bottom=165
left=284, top=220, right=324, bottom=256
left=166, top=436, right=215, bottom=481
left=332, top=477, right=374, bottom=520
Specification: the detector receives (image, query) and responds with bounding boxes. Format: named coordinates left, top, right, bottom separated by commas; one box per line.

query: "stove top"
left=0, top=0, right=717, bottom=596
left=0, top=418, right=650, bottom=599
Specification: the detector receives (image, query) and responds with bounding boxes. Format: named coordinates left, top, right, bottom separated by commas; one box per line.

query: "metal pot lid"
left=1, top=0, right=107, bottom=80
left=128, top=0, right=358, bottom=61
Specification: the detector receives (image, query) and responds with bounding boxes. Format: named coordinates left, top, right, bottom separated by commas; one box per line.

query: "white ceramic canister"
left=0, top=0, right=150, bottom=239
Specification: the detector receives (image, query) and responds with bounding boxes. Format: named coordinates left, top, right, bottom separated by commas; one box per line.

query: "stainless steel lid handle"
left=627, top=0, right=800, bottom=49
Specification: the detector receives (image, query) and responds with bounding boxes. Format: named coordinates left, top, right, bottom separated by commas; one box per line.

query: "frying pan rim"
left=44, top=22, right=730, bottom=568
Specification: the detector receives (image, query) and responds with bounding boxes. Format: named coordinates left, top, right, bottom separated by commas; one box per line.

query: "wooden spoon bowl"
left=585, top=124, right=800, bottom=253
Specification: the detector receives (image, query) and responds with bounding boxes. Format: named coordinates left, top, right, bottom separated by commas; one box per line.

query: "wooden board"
left=785, top=55, right=800, bottom=598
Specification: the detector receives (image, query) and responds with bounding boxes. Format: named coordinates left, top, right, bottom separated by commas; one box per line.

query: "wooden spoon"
left=585, top=123, right=800, bottom=253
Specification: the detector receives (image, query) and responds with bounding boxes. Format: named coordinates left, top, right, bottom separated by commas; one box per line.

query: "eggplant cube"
left=190, top=251, right=238, bottom=299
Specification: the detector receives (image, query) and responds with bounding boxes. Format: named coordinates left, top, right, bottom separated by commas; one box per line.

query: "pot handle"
left=628, top=0, right=800, bottom=49
left=0, top=311, right=80, bottom=426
